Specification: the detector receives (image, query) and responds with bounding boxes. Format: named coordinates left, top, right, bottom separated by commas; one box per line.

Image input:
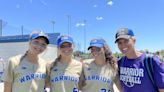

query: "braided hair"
left=50, top=55, right=61, bottom=71
left=20, top=51, right=28, bottom=62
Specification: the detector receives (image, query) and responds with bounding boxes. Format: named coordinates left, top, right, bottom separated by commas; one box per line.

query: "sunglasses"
left=31, top=41, right=47, bottom=49
left=60, top=43, right=72, bottom=48
left=90, top=47, right=101, bottom=52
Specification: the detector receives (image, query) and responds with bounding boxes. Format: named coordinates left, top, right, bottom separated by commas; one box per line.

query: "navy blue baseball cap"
left=115, top=28, right=134, bottom=43
left=88, top=38, right=106, bottom=50
left=57, top=35, right=74, bottom=47
left=30, top=31, right=49, bottom=44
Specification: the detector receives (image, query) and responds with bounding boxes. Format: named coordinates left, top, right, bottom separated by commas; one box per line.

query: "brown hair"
left=50, top=55, right=61, bottom=70
left=103, top=44, right=118, bottom=71
left=20, top=51, right=28, bottom=62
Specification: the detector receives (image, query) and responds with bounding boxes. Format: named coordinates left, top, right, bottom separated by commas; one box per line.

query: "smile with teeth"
left=63, top=50, right=72, bottom=53
left=122, top=48, right=128, bottom=53
left=123, top=48, right=128, bottom=51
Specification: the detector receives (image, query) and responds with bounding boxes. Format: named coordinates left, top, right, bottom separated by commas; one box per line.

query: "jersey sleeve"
left=153, top=56, right=164, bottom=88
left=2, top=58, right=15, bottom=82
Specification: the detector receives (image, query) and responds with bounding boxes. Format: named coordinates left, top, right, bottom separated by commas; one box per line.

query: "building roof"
left=0, top=33, right=60, bottom=45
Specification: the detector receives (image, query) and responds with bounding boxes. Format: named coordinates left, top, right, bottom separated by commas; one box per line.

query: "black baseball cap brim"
left=115, top=35, right=131, bottom=43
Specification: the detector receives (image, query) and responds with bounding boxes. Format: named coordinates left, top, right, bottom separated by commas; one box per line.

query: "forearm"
left=159, top=89, right=164, bottom=92
left=4, top=81, right=12, bottom=92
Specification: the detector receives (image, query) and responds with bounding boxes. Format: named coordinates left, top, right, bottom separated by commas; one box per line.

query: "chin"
left=121, top=51, right=128, bottom=55
left=34, top=51, right=43, bottom=55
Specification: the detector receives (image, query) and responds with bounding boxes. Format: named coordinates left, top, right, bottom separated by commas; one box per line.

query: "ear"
left=131, top=37, right=136, bottom=43
left=72, top=44, right=75, bottom=48
left=29, top=41, right=32, bottom=45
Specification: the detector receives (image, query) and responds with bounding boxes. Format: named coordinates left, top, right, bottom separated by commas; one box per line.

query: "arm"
left=2, top=58, right=15, bottom=92
left=45, top=75, right=51, bottom=88
left=78, top=62, right=86, bottom=90
left=114, top=74, right=123, bottom=92
left=4, top=81, right=12, bottom=92
left=159, top=89, right=164, bottom=92
left=78, top=78, right=85, bottom=90
left=153, top=56, right=164, bottom=91
left=45, top=62, right=52, bottom=88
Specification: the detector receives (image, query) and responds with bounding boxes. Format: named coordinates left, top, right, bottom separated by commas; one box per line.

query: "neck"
left=27, top=51, right=38, bottom=64
left=126, top=50, right=142, bottom=59
left=94, top=56, right=106, bottom=66
left=60, top=56, right=72, bottom=63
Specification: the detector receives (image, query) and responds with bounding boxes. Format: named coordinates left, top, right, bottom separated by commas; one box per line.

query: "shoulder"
left=72, top=59, right=82, bottom=66
left=82, top=59, right=94, bottom=68
left=117, top=56, right=126, bottom=66
left=9, top=54, right=22, bottom=60
left=152, top=55, right=164, bottom=66
left=46, top=61, right=54, bottom=72
left=38, top=57, right=49, bottom=65
left=8, top=54, right=23, bottom=65
left=83, top=59, right=94, bottom=64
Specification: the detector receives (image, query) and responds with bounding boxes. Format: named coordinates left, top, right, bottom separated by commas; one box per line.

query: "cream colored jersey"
left=2, top=55, right=47, bottom=92
left=48, top=59, right=82, bottom=92
left=81, top=59, right=117, bottom=92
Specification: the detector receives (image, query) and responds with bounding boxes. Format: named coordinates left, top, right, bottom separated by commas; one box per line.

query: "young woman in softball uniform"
left=3, top=31, right=49, bottom=92
left=79, top=38, right=122, bottom=92
left=47, top=35, right=82, bottom=92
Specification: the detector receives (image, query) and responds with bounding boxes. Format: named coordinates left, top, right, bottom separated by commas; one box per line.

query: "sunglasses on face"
left=31, top=41, right=47, bottom=49
left=60, top=43, right=72, bottom=48
left=90, top=47, right=101, bottom=52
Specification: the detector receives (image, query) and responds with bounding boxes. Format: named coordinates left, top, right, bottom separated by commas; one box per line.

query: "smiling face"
left=116, top=37, right=136, bottom=55
left=90, top=46, right=105, bottom=59
left=29, top=37, right=48, bottom=55
left=59, top=42, right=74, bottom=57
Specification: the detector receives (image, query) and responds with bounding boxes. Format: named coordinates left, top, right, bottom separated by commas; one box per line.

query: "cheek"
left=117, top=44, right=122, bottom=50
left=91, top=51, right=100, bottom=56
left=29, top=44, right=34, bottom=50
left=60, top=47, right=73, bottom=52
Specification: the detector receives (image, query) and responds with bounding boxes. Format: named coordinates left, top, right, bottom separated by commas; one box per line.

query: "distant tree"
left=160, top=50, right=164, bottom=57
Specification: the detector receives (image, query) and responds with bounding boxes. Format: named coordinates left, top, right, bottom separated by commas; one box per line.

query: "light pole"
left=67, top=15, right=71, bottom=35
left=0, top=19, right=2, bottom=36
left=83, top=19, right=87, bottom=53
left=21, top=25, right=24, bottom=37
left=0, top=19, right=7, bottom=36
left=50, top=20, right=55, bottom=33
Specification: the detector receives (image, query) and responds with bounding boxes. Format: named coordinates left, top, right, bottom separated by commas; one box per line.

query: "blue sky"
left=0, top=0, right=164, bottom=52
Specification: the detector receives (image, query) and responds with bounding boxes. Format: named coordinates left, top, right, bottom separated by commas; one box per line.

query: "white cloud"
left=16, top=4, right=20, bottom=8
left=93, top=4, right=98, bottom=8
left=76, top=23, right=85, bottom=27
left=107, top=1, right=114, bottom=6
left=76, top=23, right=80, bottom=27
left=96, top=16, right=103, bottom=20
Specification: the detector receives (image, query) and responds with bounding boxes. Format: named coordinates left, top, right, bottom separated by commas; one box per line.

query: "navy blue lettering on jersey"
left=19, top=73, right=47, bottom=83
left=85, top=75, right=112, bottom=85
left=51, top=76, right=79, bottom=83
